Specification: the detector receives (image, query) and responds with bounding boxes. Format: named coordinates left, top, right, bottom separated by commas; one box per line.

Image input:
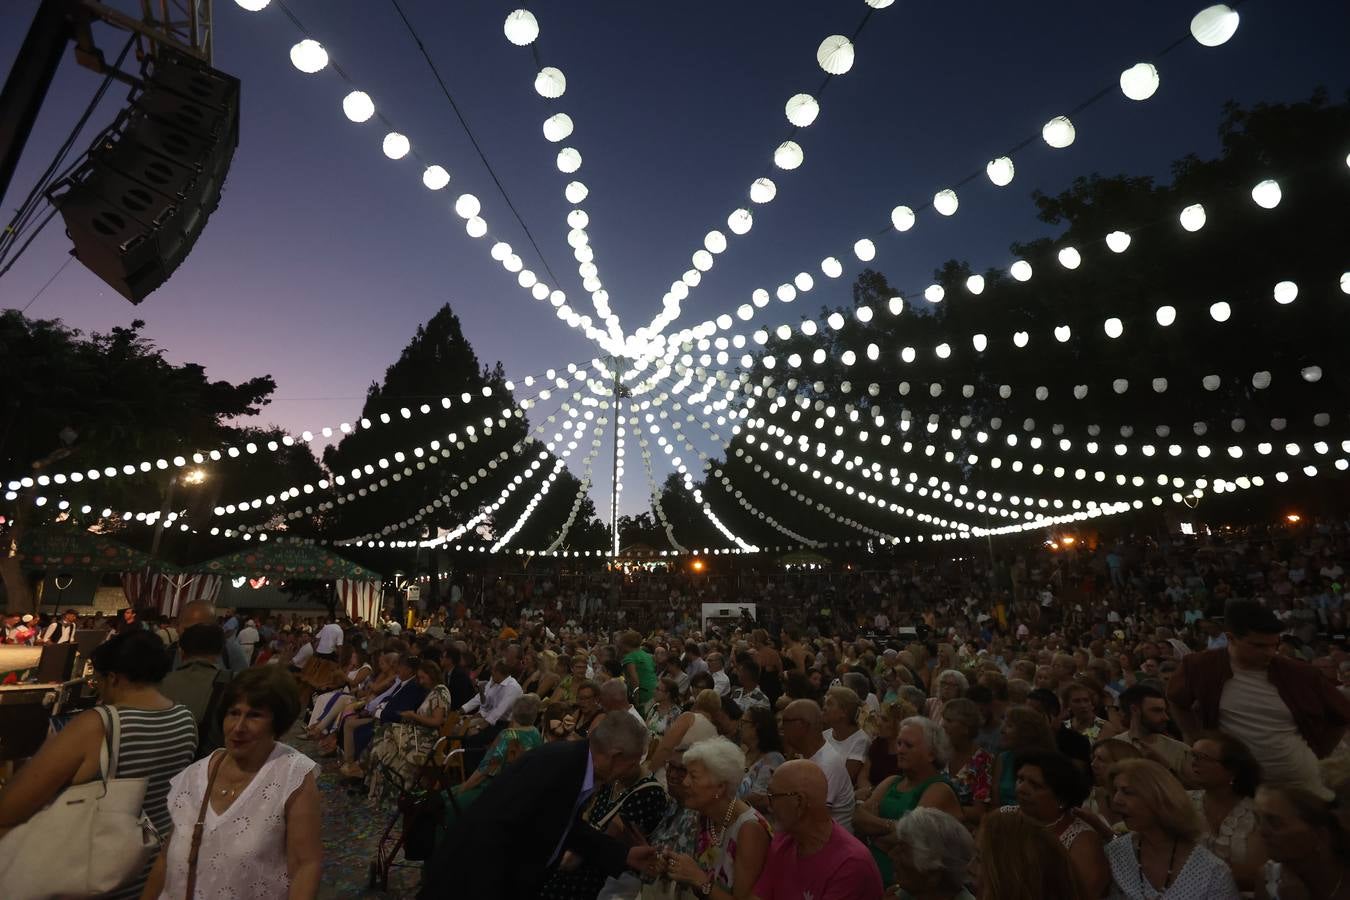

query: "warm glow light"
left=181, top=469, right=207, bottom=485
left=691, top=559, right=705, bottom=572
left=1285, top=513, right=1301, bottom=524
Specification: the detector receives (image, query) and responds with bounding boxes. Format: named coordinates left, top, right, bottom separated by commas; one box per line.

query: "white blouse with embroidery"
left=158, top=743, right=317, bottom=899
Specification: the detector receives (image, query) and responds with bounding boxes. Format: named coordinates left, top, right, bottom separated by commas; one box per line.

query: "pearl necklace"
left=704, top=799, right=738, bottom=847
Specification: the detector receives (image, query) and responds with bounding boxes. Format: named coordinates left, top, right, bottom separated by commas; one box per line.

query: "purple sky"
left=2, top=0, right=1347, bottom=520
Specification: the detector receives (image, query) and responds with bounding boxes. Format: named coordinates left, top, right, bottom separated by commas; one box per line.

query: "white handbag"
left=0, top=705, right=160, bottom=900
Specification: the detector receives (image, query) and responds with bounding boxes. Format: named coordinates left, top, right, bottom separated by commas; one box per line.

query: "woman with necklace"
left=1105, top=758, right=1238, bottom=899
left=143, top=666, right=322, bottom=899
left=1254, top=783, right=1349, bottom=900
left=1004, top=750, right=1109, bottom=898
left=1186, top=732, right=1266, bottom=892
left=659, top=737, right=769, bottom=899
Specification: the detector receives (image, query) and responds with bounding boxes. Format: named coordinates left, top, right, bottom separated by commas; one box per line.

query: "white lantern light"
left=1054, top=325, right=1071, bottom=342
left=821, top=257, right=843, bottom=278
left=564, top=181, right=588, bottom=204
left=1152, top=378, right=1168, bottom=393
left=692, top=250, right=714, bottom=272
left=465, top=217, right=487, bottom=238
left=1202, top=374, right=1221, bottom=391
left=1104, top=317, right=1124, bottom=338
left=382, top=132, right=410, bottom=159
left=986, top=157, right=1014, bottom=186
left=1301, top=365, right=1323, bottom=383
left=773, top=141, right=804, bottom=170
left=490, top=241, right=511, bottom=261
left=235, top=0, right=270, bottom=10
left=1119, top=63, right=1160, bottom=100
left=728, top=209, right=754, bottom=235
left=1252, top=371, right=1272, bottom=390
left=785, top=93, right=820, bottom=127
left=1010, top=260, right=1033, bottom=282
left=567, top=209, right=589, bottom=229
left=1155, top=305, right=1176, bottom=326
left=775, top=283, right=795, bottom=302
left=972, top=333, right=988, bottom=352
left=556, top=147, right=582, bottom=173
left=1342, top=272, right=1350, bottom=295
left=855, top=305, right=873, bottom=323
left=503, top=9, right=540, bottom=45
left=887, top=296, right=905, bottom=316
left=705, top=231, right=727, bottom=254
left=342, top=90, right=375, bottom=123
left=422, top=165, right=450, bottom=190
left=1209, top=301, right=1231, bottom=322
left=1250, top=179, right=1281, bottom=209
left=1057, top=246, right=1082, bottom=269
left=966, top=274, right=985, bottom=294
left=1042, top=116, right=1076, bottom=148
left=816, top=35, right=855, bottom=75
left=1013, top=331, right=1030, bottom=348
left=289, top=39, right=328, bottom=74
left=542, top=113, right=574, bottom=142
left=840, top=349, right=856, bottom=366
left=1270, top=280, right=1297, bottom=304
left=749, top=177, right=777, bottom=204
left=853, top=238, right=876, bottom=261
left=924, top=284, right=944, bottom=303
left=1179, top=203, right=1206, bottom=232
left=794, top=272, right=813, bottom=291
left=534, top=67, right=566, bottom=98
left=826, top=312, right=845, bottom=330
left=932, top=189, right=959, bottom=216
left=1191, top=4, right=1240, bottom=46
left=1105, top=231, right=1132, bottom=253
left=1112, top=379, right=1129, bottom=394
left=890, top=205, right=915, bottom=232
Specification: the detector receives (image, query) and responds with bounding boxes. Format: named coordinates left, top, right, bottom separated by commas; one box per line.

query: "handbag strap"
left=185, top=751, right=226, bottom=900
left=594, top=780, right=665, bottom=830
left=96, top=705, right=121, bottom=788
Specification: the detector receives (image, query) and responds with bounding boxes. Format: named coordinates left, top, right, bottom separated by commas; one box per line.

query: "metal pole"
left=0, top=0, right=75, bottom=208
left=609, top=356, right=621, bottom=563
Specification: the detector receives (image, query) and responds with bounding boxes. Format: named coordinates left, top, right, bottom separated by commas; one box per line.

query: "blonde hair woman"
left=1105, top=759, right=1238, bottom=899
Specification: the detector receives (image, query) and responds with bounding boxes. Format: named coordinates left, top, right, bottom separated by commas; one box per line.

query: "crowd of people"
left=1, top=524, right=1349, bottom=898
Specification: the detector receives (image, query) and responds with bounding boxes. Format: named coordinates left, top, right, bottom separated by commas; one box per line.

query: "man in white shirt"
left=236, top=619, right=260, bottom=663
left=706, top=652, right=731, bottom=696
left=461, top=661, right=524, bottom=733
left=41, top=610, right=79, bottom=644
left=314, top=619, right=344, bottom=659
left=780, top=699, right=855, bottom=831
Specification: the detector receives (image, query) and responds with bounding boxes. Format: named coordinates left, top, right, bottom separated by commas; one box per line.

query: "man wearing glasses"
left=751, top=759, right=883, bottom=899
left=779, top=699, right=855, bottom=831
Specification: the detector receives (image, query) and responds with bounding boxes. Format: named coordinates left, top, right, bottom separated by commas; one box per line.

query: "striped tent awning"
left=122, top=570, right=222, bottom=617
left=336, top=578, right=382, bottom=623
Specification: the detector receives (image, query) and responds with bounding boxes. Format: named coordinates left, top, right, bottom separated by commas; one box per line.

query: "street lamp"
left=181, top=468, right=207, bottom=485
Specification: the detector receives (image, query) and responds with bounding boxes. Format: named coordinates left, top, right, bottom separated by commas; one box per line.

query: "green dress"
left=869, top=774, right=951, bottom=886
left=446, top=727, right=543, bottom=816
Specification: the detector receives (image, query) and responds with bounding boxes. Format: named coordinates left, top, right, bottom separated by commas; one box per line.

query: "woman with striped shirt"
left=0, top=629, right=198, bottom=899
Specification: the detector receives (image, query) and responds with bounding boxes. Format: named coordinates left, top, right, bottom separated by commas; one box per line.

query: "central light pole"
left=609, top=356, right=624, bottom=563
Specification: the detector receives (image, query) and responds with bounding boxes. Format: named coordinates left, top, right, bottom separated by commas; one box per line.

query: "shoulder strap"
left=186, top=752, right=226, bottom=900
left=97, top=705, right=121, bottom=785
left=594, top=780, right=664, bottom=829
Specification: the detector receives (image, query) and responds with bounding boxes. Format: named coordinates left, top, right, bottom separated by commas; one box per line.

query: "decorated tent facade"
left=188, top=542, right=382, bottom=622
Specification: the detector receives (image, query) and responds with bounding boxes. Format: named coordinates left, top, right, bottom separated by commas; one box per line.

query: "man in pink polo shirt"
left=752, top=759, right=883, bottom=900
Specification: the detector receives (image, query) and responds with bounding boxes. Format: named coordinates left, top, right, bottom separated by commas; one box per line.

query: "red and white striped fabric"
left=336, top=578, right=382, bottom=623
left=121, top=570, right=222, bottom=617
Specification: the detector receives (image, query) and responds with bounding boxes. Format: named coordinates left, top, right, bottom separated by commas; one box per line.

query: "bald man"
left=174, top=601, right=249, bottom=672
left=752, top=759, right=882, bottom=900
left=779, top=699, right=855, bottom=831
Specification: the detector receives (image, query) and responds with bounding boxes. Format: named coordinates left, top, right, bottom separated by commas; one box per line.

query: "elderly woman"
left=854, top=716, right=961, bottom=887
left=1106, top=758, right=1238, bottom=899
left=1004, top=750, right=1109, bottom=898
left=1187, top=731, right=1266, bottom=890
left=365, top=660, right=453, bottom=796
left=924, top=669, right=968, bottom=726
left=939, top=697, right=993, bottom=825
left=822, top=685, right=868, bottom=786
left=888, top=808, right=976, bottom=900
left=658, top=736, right=770, bottom=899
left=0, top=630, right=197, bottom=900
left=142, top=666, right=321, bottom=899
left=450, top=693, right=544, bottom=810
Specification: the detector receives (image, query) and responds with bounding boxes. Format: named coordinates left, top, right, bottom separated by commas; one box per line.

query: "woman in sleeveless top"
left=647, top=689, right=722, bottom=778
left=1001, top=750, right=1108, bottom=898
left=0, top=630, right=197, bottom=900
left=146, top=666, right=322, bottom=899
left=305, top=646, right=371, bottom=737
left=659, top=737, right=770, bottom=899
left=853, top=716, right=961, bottom=887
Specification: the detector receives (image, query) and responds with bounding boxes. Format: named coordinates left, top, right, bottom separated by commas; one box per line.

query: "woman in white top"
left=1105, top=758, right=1239, bottom=900
left=821, top=685, right=869, bottom=786
left=143, top=666, right=322, bottom=899
left=1186, top=732, right=1266, bottom=892
left=660, top=737, right=770, bottom=899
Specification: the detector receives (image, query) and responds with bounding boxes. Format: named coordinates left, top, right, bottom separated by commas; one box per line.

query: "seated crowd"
left=1, top=527, right=1349, bottom=899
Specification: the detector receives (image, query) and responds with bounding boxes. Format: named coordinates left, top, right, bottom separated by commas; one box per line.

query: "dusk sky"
left=2, top=0, right=1347, bottom=520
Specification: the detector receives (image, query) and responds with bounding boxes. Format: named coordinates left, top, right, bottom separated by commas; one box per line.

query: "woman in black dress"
left=537, top=774, right=668, bottom=899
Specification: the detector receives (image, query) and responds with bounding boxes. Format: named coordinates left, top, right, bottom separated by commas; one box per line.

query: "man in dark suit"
left=420, top=709, right=658, bottom=897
